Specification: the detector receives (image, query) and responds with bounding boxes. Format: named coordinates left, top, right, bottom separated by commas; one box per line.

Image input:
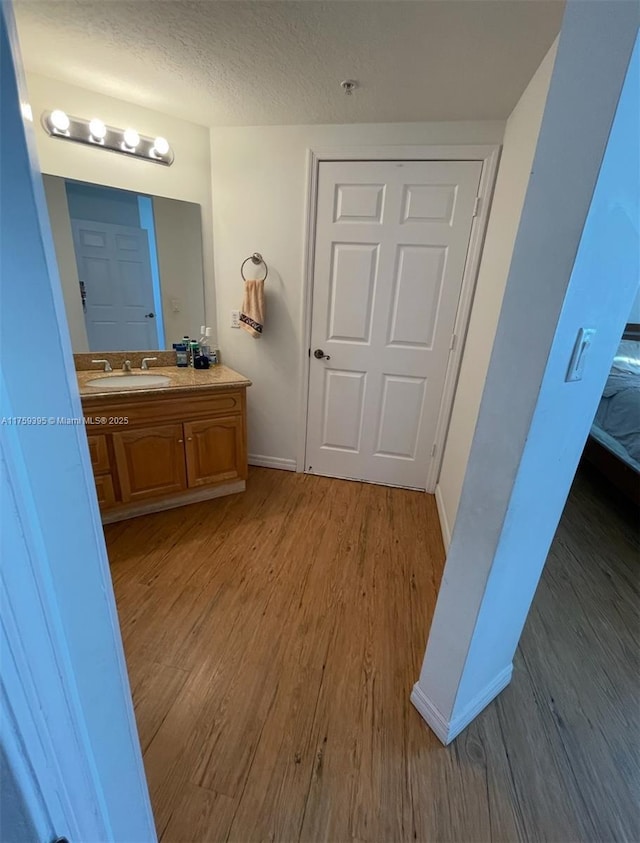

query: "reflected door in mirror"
left=72, top=219, right=159, bottom=351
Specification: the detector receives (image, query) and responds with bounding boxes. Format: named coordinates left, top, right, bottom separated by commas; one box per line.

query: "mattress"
left=590, top=421, right=640, bottom=473
left=590, top=338, right=640, bottom=473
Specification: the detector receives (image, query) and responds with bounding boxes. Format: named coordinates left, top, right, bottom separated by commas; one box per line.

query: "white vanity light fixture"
left=41, top=110, right=174, bottom=166
left=122, top=127, right=140, bottom=150
left=88, top=118, right=107, bottom=144
left=151, top=136, right=170, bottom=158
left=50, top=109, right=70, bottom=134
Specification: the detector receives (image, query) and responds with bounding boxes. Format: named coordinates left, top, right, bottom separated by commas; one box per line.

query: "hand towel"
left=240, top=279, right=265, bottom=338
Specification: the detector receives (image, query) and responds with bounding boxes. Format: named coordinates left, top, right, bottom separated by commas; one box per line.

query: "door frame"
left=1, top=2, right=155, bottom=837
left=297, top=145, right=501, bottom=492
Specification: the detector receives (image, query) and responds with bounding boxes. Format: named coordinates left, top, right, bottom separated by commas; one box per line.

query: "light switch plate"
left=231, top=310, right=241, bottom=329
left=566, top=328, right=596, bottom=382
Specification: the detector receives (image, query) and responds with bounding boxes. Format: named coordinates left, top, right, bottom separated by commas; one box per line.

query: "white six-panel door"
left=305, top=160, right=482, bottom=489
left=72, top=219, right=158, bottom=352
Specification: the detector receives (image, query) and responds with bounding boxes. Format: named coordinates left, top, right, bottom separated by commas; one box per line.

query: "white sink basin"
left=88, top=373, right=171, bottom=389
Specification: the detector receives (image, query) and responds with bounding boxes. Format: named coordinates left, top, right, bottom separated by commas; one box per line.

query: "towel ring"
left=241, top=252, right=268, bottom=282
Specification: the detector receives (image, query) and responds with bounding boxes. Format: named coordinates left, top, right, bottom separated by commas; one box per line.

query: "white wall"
left=414, top=5, right=638, bottom=743
left=152, top=196, right=206, bottom=344
left=22, top=72, right=216, bottom=334
left=437, top=39, right=558, bottom=542
left=454, top=27, right=639, bottom=715
left=210, top=120, right=504, bottom=464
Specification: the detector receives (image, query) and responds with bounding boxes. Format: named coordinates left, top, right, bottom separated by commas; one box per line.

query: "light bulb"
left=50, top=109, right=70, bottom=132
left=153, top=136, right=170, bottom=156
left=89, top=118, right=106, bottom=140
left=123, top=128, right=140, bottom=148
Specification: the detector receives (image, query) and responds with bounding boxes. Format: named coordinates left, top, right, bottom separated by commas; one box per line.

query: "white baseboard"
left=410, top=684, right=451, bottom=744
left=248, top=454, right=297, bottom=472
left=434, top=484, right=451, bottom=551
left=410, top=663, right=513, bottom=745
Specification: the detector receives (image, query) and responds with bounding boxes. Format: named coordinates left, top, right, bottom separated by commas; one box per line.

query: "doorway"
left=304, top=156, right=489, bottom=489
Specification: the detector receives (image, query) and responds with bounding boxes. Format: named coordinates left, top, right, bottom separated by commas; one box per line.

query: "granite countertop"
left=77, top=364, right=251, bottom=399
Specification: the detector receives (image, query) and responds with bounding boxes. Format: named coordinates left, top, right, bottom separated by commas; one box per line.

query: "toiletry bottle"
left=199, top=325, right=211, bottom=361
left=182, top=335, right=191, bottom=366
left=173, top=342, right=188, bottom=367
left=189, top=340, right=199, bottom=367
left=203, top=328, right=218, bottom=364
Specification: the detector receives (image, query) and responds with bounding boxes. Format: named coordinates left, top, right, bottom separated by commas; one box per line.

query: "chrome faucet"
left=92, top=359, right=112, bottom=372
left=122, top=359, right=132, bottom=373
left=141, top=357, right=158, bottom=370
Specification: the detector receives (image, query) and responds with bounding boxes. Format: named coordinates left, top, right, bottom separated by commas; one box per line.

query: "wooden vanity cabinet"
left=87, top=433, right=117, bottom=509
left=184, top=416, right=245, bottom=487
left=94, top=473, right=117, bottom=509
left=83, top=386, right=248, bottom=522
left=113, top=423, right=187, bottom=502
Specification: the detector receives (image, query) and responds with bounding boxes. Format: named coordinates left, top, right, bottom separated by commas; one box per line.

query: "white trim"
left=1, top=5, right=156, bottom=837
left=426, top=145, right=501, bottom=492
left=298, top=144, right=501, bottom=486
left=296, top=148, right=319, bottom=473
left=410, top=684, right=451, bottom=744
left=410, top=663, right=513, bottom=745
left=434, top=483, right=452, bottom=551
left=1, top=409, right=111, bottom=841
left=306, top=144, right=501, bottom=162
left=249, top=454, right=297, bottom=472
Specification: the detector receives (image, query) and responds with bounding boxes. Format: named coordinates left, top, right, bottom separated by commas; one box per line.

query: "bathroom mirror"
left=42, top=175, right=206, bottom=353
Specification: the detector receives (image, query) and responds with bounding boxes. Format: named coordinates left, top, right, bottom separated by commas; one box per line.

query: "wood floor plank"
left=105, top=465, right=639, bottom=843
left=129, top=660, right=190, bottom=754
left=516, top=473, right=640, bottom=842
left=161, top=784, right=236, bottom=843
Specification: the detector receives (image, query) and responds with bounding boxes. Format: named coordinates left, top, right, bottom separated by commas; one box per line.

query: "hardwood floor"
left=106, top=466, right=640, bottom=843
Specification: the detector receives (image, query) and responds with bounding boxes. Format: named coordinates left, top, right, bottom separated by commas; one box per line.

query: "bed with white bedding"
left=584, top=330, right=640, bottom=502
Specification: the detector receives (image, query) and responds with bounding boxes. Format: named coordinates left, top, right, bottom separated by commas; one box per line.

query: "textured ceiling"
left=14, top=1, right=565, bottom=127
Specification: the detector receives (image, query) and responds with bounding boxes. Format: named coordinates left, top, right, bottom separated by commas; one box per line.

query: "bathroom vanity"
left=42, top=174, right=251, bottom=523
left=77, top=364, right=251, bottom=523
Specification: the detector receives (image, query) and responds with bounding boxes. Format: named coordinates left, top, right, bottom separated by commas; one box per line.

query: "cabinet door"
left=184, top=416, right=246, bottom=487
left=94, top=474, right=116, bottom=509
left=113, top=423, right=187, bottom=502
left=87, top=434, right=110, bottom=473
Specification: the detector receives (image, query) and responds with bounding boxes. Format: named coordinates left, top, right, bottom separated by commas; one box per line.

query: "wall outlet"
left=231, top=310, right=241, bottom=329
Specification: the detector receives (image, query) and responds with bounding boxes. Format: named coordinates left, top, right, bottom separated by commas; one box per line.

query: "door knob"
left=314, top=349, right=331, bottom=360
left=145, top=312, right=155, bottom=318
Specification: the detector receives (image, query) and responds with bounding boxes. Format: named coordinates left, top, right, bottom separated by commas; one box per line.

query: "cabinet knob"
left=187, top=437, right=193, bottom=441
left=177, top=439, right=183, bottom=443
